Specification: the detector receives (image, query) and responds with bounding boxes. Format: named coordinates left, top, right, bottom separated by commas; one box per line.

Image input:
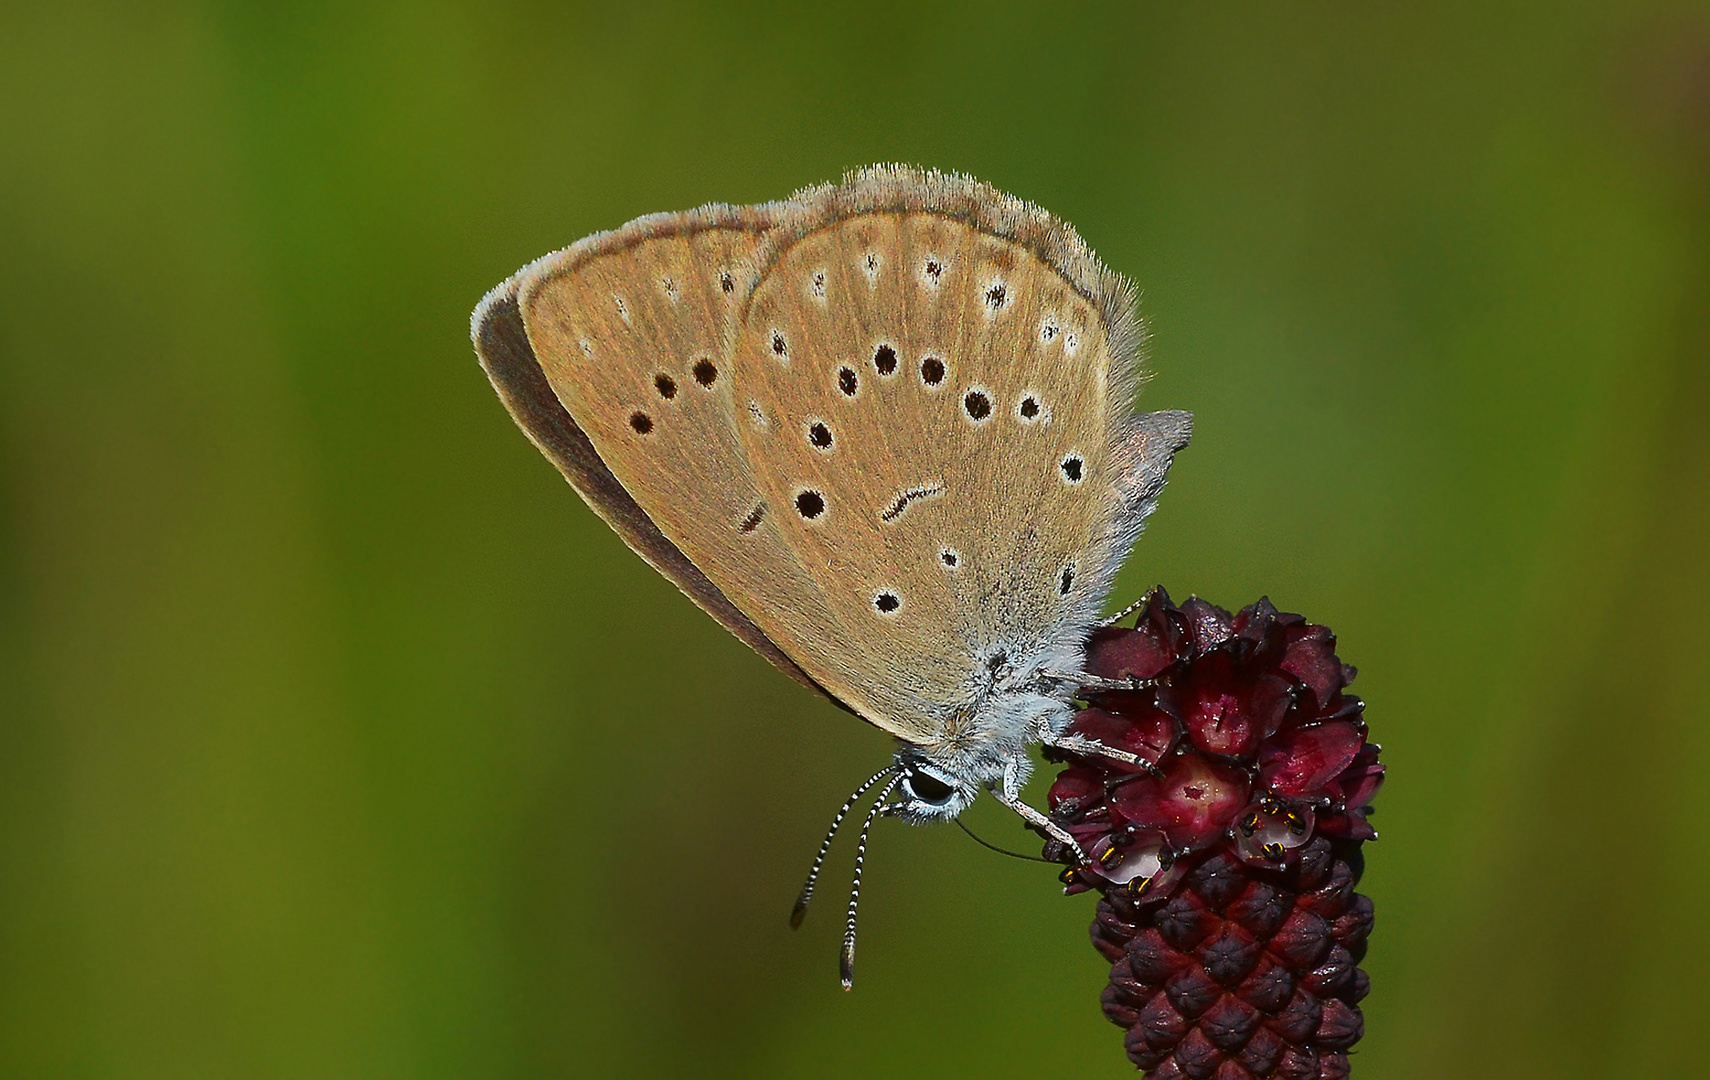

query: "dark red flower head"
left=1046, top=589, right=1383, bottom=1078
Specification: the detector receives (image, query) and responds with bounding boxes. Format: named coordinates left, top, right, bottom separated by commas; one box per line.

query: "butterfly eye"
left=905, top=771, right=955, bottom=805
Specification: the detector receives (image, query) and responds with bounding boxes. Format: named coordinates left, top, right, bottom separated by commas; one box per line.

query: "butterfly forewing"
left=514, top=212, right=837, bottom=694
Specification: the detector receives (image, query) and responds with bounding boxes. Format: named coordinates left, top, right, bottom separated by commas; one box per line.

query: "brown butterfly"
left=473, top=165, right=1190, bottom=985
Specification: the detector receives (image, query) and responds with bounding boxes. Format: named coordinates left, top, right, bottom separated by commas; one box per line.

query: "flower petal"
left=1180, top=597, right=1235, bottom=653
left=1113, top=753, right=1252, bottom=850
left=1282, top=624, right=1345, bottom=708
left=1330, top=745, right=1385, bottom=809
left=1262, top=722, right=1366, bottom=797
left=1087, top=625, right=1179, bottom=682
left=1072, top=707, right=1178, bottom=770
left=1047, top=766, right=1105, bottom=810
left=1179, top=656, right=1291, bottom=760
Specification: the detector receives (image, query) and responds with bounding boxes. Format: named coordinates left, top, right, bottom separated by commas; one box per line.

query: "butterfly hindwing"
left=727, top=167, right=1148, bottom=738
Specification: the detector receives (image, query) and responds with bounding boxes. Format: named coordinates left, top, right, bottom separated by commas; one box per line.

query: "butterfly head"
left=889, top=753, right=980, bottom=823
left=887, top=692, right=1065, bottom=823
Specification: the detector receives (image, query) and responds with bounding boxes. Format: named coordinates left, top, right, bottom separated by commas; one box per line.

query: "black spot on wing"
left=880, top=484, right=943, bottom=523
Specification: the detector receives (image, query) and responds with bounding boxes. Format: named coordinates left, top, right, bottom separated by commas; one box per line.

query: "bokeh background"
left=4, top=2, right=1709, bottom=1077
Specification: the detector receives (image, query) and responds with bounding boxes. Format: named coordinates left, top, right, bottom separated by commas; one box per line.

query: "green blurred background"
left=4, top=2, right=1708, bottom=1077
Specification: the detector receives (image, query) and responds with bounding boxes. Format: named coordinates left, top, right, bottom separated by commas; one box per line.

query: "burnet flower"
left=1044, top=589, right=1383, bottom=1079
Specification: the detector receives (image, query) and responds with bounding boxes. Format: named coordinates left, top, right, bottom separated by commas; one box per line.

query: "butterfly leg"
left=1042, top=732, right=1163, bottom=776
left=1097, top=585, right=1168, bottom=628
left=992, top=789, right=1086, bottom=862
left=991, top=758, right=1087, bottom=862
left=1039, top=669, right=1160, bottom=692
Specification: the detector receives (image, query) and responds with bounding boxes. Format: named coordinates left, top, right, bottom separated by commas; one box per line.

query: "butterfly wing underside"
left=474, top=167, right=1185, bottom=747
left=474, top=206, right=833, bottom=700
left=728, top=168, right=1149, bottom=739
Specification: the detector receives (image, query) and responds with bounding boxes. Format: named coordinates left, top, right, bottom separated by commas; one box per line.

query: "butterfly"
left=472, top=165, right=1191, bottom=984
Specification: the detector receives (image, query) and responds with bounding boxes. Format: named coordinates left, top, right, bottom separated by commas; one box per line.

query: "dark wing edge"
left=471, top=277, right=834, bottom=700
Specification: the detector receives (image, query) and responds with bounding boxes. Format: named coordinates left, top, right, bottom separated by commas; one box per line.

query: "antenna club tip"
left=840, top=948, right=855, bottom=990
left=789, top=902, right=808, bottom=929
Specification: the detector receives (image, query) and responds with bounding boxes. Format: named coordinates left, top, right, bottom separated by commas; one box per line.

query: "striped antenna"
left=841, top=773, right=902, bottom=990
left=790, top=767, right=894, bottom=929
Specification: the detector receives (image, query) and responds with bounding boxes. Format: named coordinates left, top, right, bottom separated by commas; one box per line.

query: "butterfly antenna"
left=954, top=817, right=1056, bottom=862
left=841, top=772, right=901, bottom=991
left=790, top=767, right=894, bottom=930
